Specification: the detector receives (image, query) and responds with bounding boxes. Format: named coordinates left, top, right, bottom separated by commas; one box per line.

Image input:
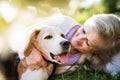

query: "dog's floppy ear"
left=30, top=29, right=40, bottom=44
left=24, top=29, right=40, bottom=56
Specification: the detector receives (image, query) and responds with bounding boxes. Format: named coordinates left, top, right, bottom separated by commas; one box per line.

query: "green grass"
left=50, top=67, right=120, bottom=80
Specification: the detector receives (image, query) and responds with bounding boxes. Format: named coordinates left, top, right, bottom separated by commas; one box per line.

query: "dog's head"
left=24, top=25, right=71, bottom=63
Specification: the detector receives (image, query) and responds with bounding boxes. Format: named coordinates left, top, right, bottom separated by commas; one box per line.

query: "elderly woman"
left=21, top=14, right=120, bottom=75
left=83, top=14, right=120, bottom=75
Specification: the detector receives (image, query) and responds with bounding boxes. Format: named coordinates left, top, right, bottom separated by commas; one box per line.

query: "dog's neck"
left=31, top=43, right=49, bottom=61
left=32, top=47, right=57, bottom=65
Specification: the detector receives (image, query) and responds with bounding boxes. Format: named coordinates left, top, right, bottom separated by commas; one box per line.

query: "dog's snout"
left=60, top=41, right=70, bottom=49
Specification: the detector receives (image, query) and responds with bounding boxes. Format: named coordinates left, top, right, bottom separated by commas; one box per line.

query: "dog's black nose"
left=60, top=41, right=70, bottom=49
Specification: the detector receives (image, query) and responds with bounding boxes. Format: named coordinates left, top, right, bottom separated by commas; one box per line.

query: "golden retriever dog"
left=17, top=25, right=71, bottom=80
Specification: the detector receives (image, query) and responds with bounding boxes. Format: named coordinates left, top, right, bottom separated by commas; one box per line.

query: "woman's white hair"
left=83, top=14, right=120, bottom=71
left=84, top=14, right=120, bottom=51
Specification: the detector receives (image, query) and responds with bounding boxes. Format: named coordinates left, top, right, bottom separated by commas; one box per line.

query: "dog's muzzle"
left=60, top=40, right=71, bottom=51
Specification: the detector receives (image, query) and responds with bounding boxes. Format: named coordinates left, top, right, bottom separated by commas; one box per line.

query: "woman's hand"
left=26, top=51, right=48, bottom=71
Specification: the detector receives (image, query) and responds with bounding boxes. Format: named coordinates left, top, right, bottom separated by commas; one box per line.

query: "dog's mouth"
left=50, top=52, right=68, bottom=64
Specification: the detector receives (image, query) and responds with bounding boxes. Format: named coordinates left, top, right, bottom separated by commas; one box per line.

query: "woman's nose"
left=77, top=35, right=87, bottom=46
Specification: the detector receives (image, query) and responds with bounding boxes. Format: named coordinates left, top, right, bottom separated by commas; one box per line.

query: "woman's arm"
left=25, top=51, right=48, bottom=70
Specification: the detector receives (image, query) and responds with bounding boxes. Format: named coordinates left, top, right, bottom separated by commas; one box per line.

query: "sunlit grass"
left=50, top=67, right=120, bottom=80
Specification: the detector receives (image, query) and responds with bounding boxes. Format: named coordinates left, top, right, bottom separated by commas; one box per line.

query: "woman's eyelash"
left=82, top=28, right=86, bottom=34
left=86, top=41, right=90, bottom=46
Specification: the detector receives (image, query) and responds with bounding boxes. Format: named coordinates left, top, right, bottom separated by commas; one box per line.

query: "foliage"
left=9, top=0, right=70, bottom=16
left=101, top=0, right=119, bottom=13
left=50, top=67, right=120, bottom=80
left=71, top=0, right=120, bottom=24
left=72, top=4, right=106, bottom=24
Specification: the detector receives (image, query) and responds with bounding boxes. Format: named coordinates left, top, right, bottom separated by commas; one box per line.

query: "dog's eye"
left=61, top=34, right=65, bottom=38
left=44, top=35, right=52, bottom=39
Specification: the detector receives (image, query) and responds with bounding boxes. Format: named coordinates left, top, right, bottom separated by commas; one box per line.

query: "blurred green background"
left=0, top=0, right=120, bottom=32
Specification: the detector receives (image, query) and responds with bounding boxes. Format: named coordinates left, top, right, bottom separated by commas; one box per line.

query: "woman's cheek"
left=71, top=38, right=78, bottom=46
left=82, top=42, right=90, bottom=51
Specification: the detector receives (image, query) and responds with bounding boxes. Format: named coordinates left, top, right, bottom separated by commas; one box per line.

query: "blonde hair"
left=83, top=14, right=120, bottom=69
left=84, top=14, right=120, bottom=54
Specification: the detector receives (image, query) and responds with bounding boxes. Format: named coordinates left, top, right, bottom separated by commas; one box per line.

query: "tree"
left=101, top=0, right=120, bottom=13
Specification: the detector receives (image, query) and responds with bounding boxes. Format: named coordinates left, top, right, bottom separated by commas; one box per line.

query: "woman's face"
left=70, top=26, right=105, bottom=54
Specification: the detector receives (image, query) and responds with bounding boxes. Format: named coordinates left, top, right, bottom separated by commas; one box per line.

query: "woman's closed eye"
left=83, top=28, right=90, bottom=46
left=86, top=40, right=90, bottom=46
left=82, top=28, right=86, bottom=34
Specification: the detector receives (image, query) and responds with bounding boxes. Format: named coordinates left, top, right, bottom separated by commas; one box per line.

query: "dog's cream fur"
left=18, top=25, right=71, bottom=80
